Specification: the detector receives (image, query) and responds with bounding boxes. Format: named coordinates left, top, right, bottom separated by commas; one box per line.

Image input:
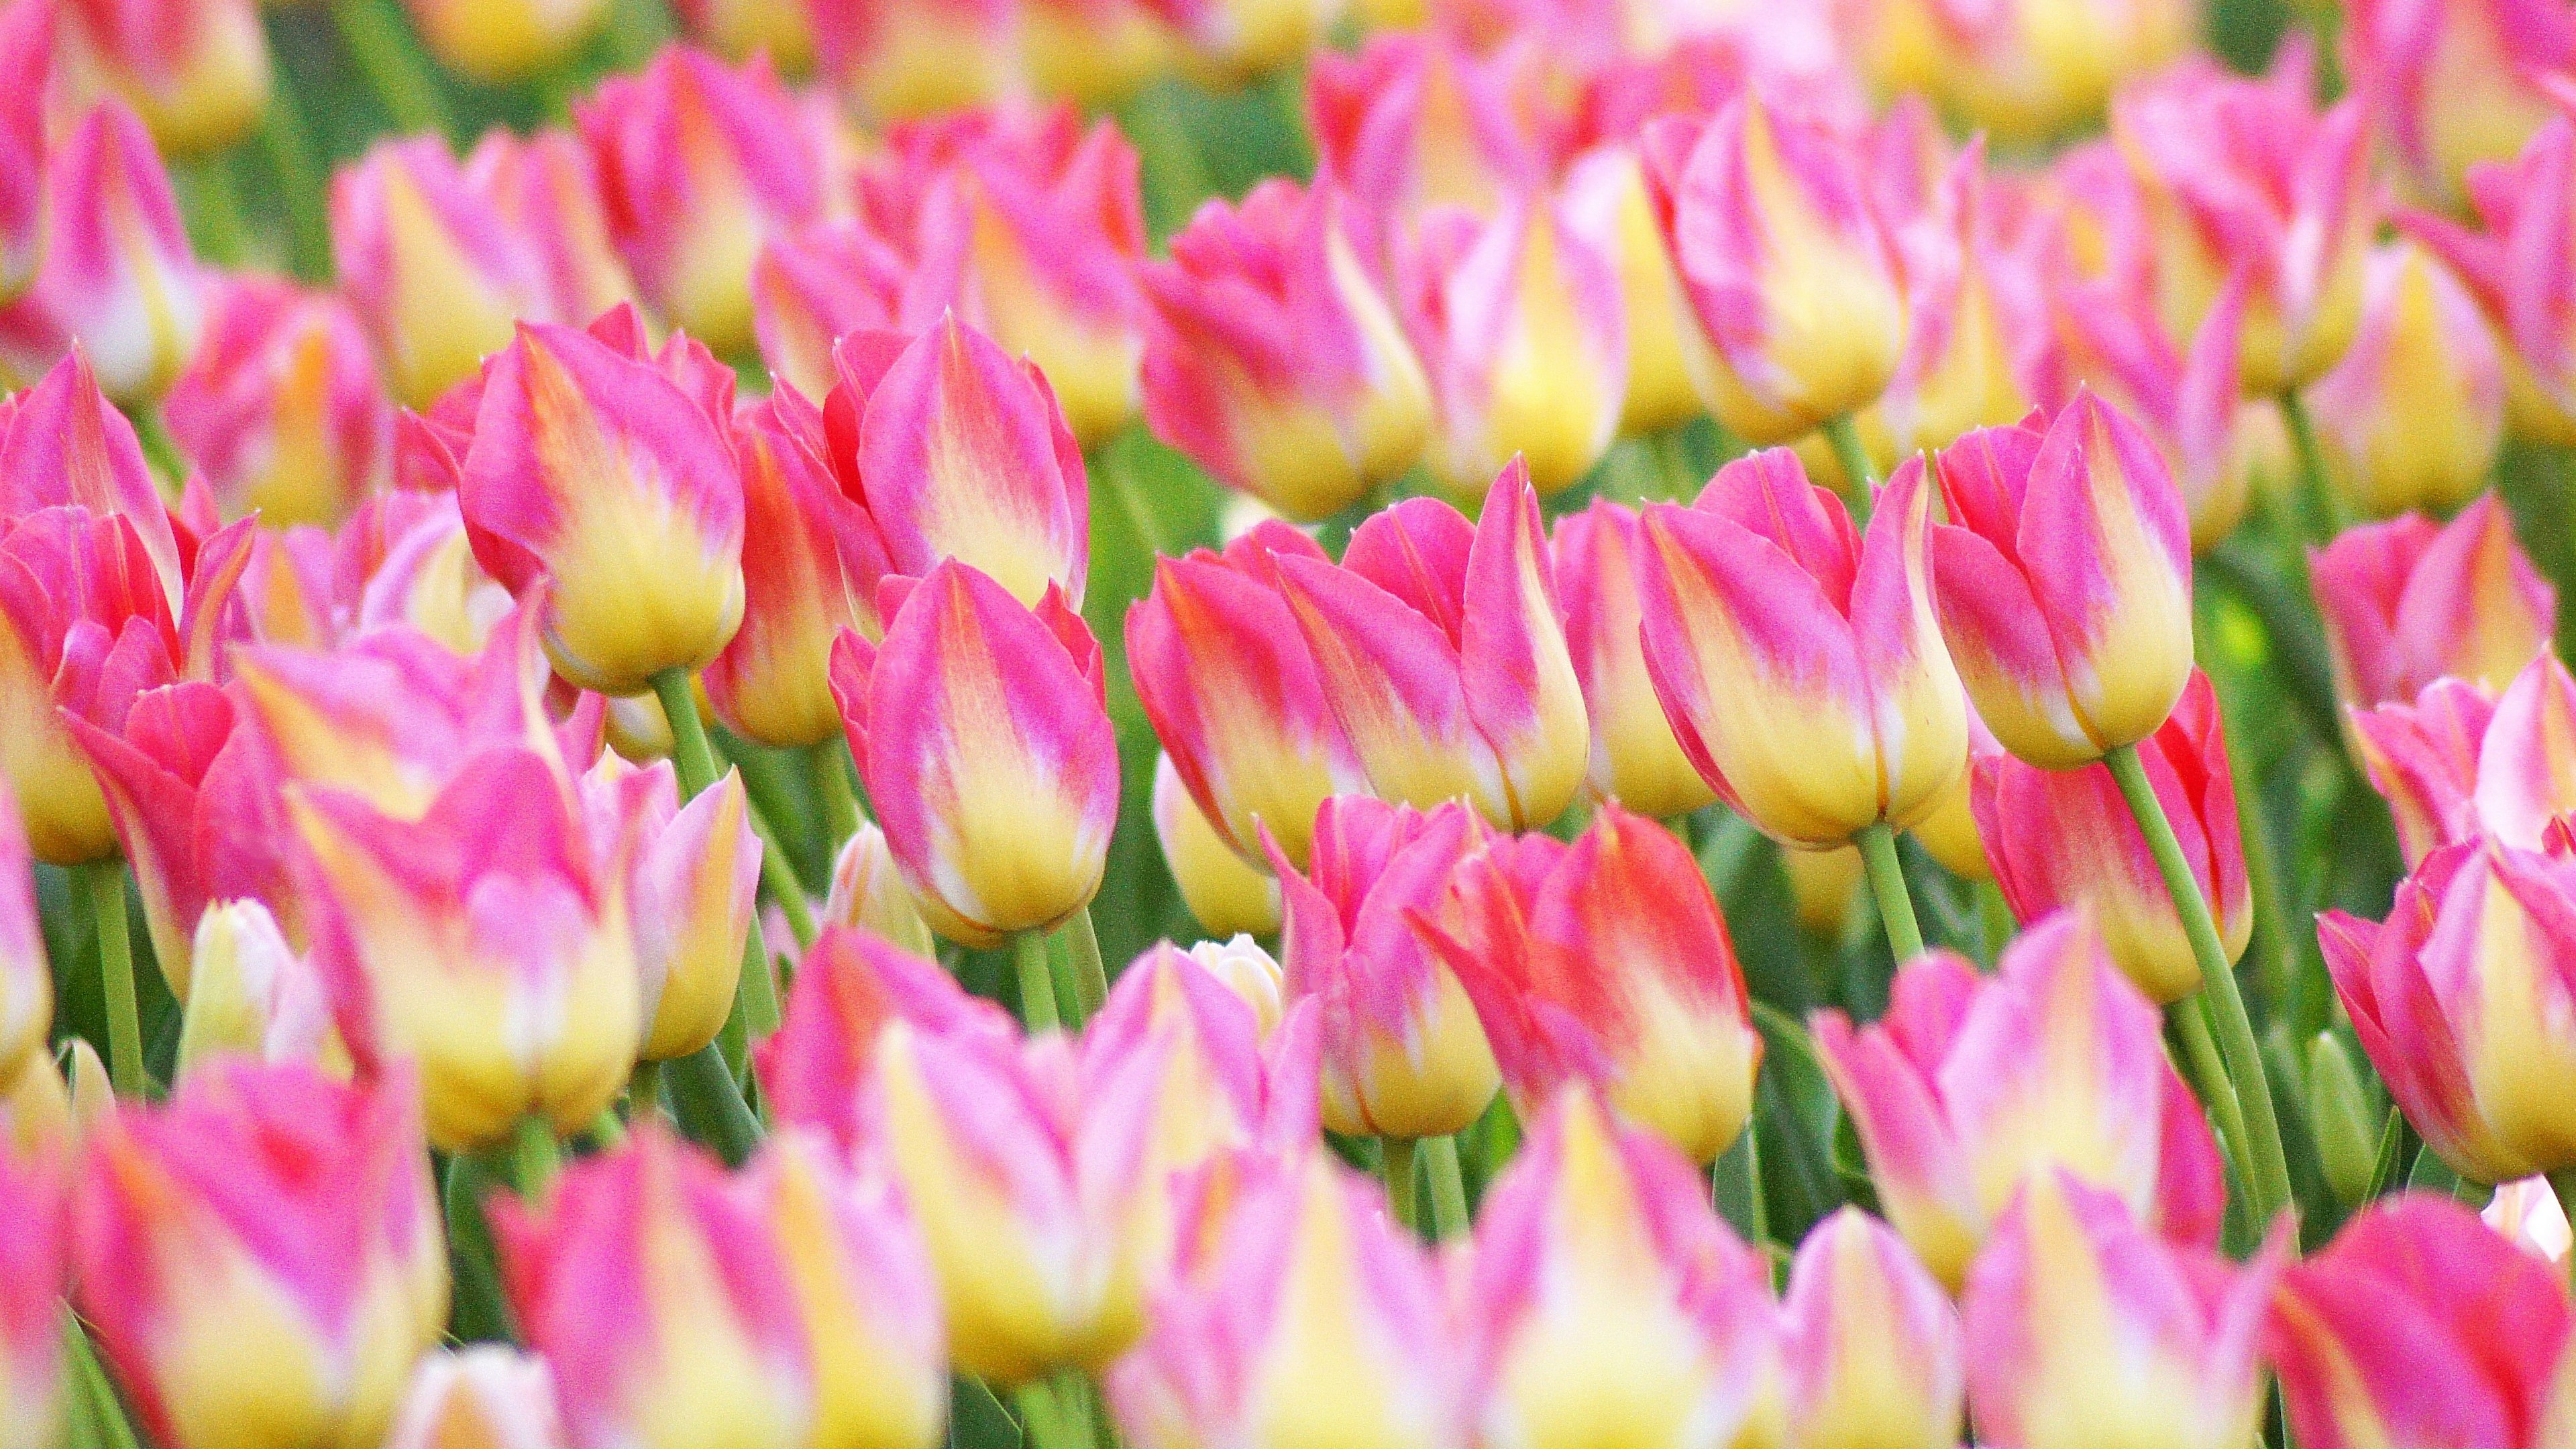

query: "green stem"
left=131, top=408, right=187, bottom=494
left=328, top=0, right=454, bottom=138
left=1381, top=1134, right=1419, bottom=1232
left=511, top=1114, right=560, bottom=1200
left=665, top=1041, right=762, bottom=1165
left=1820, top=413, right=1876, bottom=520
left=743, top=798, right=819, bottom=949
left=629, top=1057, right=665, bottom=1122
left=1717, top=1124, right=1768, bottom=1244
left=1062, top=906, right=1108, bottom=1026
left=173, top=157, right=250, bottom=268
left=80, top=863, right=143, bottom=1100
left=2551, top=1171, right=2576, bottom=1293
left=1975, top=879, right=2014, bottom=965
left=649, top=668, right=721, bottom=797
left=254, top=76, right=331, bottom=281
left=1099, top=437, right=1172, bottom=559
left=1420, top=1134, right=1470, bottom=1240
left=2278, top=388, right=2342, bottom=547
left=2169, top=998, right=2251, bottom=1186
left=1854, top=822, right=1926, bottom=963
left=66, top=1319, right=140, bottom=1449
left=811, top=739, right=862, bottom=850
left=2106, top=742, right=2296, bottom=1228
left=1013, top=930, right=1060, bottom=1033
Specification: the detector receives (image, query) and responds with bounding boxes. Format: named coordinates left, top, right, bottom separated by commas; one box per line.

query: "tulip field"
left=8, top=0, right=2576, bottom=1442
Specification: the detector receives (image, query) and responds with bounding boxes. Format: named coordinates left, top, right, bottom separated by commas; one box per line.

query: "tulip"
left=1856, top=0, right=2191, bottom=144
left=163, top=276, right=394, bottom=529
left=1165, top=0, right=1326, bottom=83
left=2310, top=496, right=2556, bottom=714
left=1974, top=670, right=2250, bottom=1003
left=2319, top=833, right=2576, bottom=1183
left=402, top=0, right=610, bottom=82
left=1783, top=846, right=1867, bottom=938
left=2402, top=117, right=2576, bottom=445
left=0, top=0, right=48, bottom=306
left=1108, top=1149, right=1460, bottom=1449
left=1304, top=34, right=1544, bottom=242
left=1461, top=1088, right=1782, bottom=1449
left=383, top=1348, right=568, bottom=1449
left=671, top=0, right=815, bottom=70
left=820, top=822, right=936, bottom=959
left=2353, top=655, right=2576, bottom=865
left=56, top=0, right=270, bottom=156
left=2113, top=59, right=2372, bottom=395
left=0, top=790, right=38, bottom=1094
left=1273, top=462, right=1589, bottom=831
left=1014, top=0, right=1174, bottom=111
left=1929, top=394, right=2195, bottom=769
left=1551, top=500, right=1716, bottom=821
left=805, top=0, right=1018, bottom=120
left=1811, top=911, right=2226, bottom=1287
left=0, top=1040, right=93, bottom=1157
left=0, top=101, right=203, bottom=403
left=289, top=746, right=641, bottom=1151
left=2344, top=0, right=2576, bottom=207
left=1184, top=934, right=1287, bottom=1040
left=2304, top=243, right=2508, bottom=521
left=1126, top=520, right=1359, bottom=871
left=1393, top=195, right=1628, bottom=498
left=1139, top=178, right=1433, bottom=521
left=74, top=1063, right=447, bottom=1449
left=578, top=48, right=833, bottom=354
left=1635, top=449, right=1965, bottom=849
left=1418, top=804, right=1760, bottom=1165
left=753, top=219, right=911, bottom=402
left=819, top=317, right=1089, bottom=610
left=1779, top=1208, right=1964, bottom=1449
left=0, top=350, right=186, bottom=600
left=2273, top=1193, right=2576, bottom=1448
left=1153, top=753, right=1281, bottom=938
left=828, top=560, right=1118, bottom=948
left=458, top=312, right=746, bottom=697
left=582, top=753, right=759, bottom=1063
left=1560, top=144, right=1721, bottom=439
left=0, top=1146, right=62, bottom=1449
left=1267, top=795, right=1497, bottom=1142
left=1961, top=1171, right=2278, bottom=1449
left=465, top=129, right=647, bottom=339
left=172, top=898, right=343, bottom=1081
left=1642, top=93, right=1909, bottom=445
left=702, top=388, right=892, bottom=750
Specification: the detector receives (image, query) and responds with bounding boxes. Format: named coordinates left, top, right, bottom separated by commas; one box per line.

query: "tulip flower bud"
left=1274, top=463, right=1589, bottom=832
left=1185, top=934, right=1285, bottom=1040
left=1419, top=805, right=1760, bottom=1165
left=1305, top=32, right=1541, bottom=237
left=672, top=0, right=816, bottom=70
left=1109, top=1149, right=1461, bottom=1449
left=164, top=276, right=394, bottom=529
left=2345, top=0, right=2576, bottom=207
left=0, top=788, right=44, bottom=1093
left=820, top=317, right=1090, bottom=610
left=1127, top=521, right=1360, bottom=871
left=1780, top=1208, right=1964, bottom=1449
left=0, top=1147, right=64, bottom=1449
left=0, top=1, right=49, bottom=307
left=582, top=754, right=760, bottom=1063
left=829, top=564, right=1117, bottom=949
left=1642, top=93, right=1908, bottom=444
left=2402, top=119, right=2576, bottom=445
left=1154, top=753, right=1281, bottom=938
left=1813, top=911, right=2224, bottom=1287
left=578, top=48, right=833, bottom=354
left=822, top=822, right=936, bottom=959
left=403, top=0, right=609, bottom=82
left=2354, top=653, right=2576, bottom=867
left=1636, top=451, right=1966, bottom=848
left=1962, top=1172, right=2278, bottom=1449
left=1783, top=846, right=1866, bottom=938
left=1016, top=0, right=1175, bottom=111
left=458, top=313, right=747, bottom=696
left=1857, top=0, right=2190, bottom=146
left=1140, top=178, right=1432, bottom=521
left=56, top=0, right=270, bottom=156
left=2305, top=1032, right=2382, bottom=1209
left=75, top=1063, right=448, bottom=1449
left=752, top=219, right=910, bottom=402
left=1562, top=145, right=1719, bottom=439
left=806, top=0, right=1019, bottom=120
left=2304, top=244, right=2506, bottom=520
left=384, top=1348, right=568, bottom=1449
left=1974, top=670, right=2250, bottom=1003
left=0, top=101, right=204, bottom=403
left=468, top=129, right=646, bottom=334
left=1464, top=1089, right=1782, bottom=1449
left=1552, top=500, right=1717, bottom=821
left=1269, top=796, right=1498, bottom=1141
left=2311, top=496, right=2555, bottom=714
left=1931, top=394, right=2196, bottom=769
left=174, top=900, right=342, bottom=1082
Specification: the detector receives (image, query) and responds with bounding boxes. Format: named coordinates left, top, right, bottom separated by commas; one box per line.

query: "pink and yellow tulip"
left=55, top=0, right=270, bottom=156
left=382, top=1348, right=568, bottom=1449
left=0, top=1142, right=62, bottom=1449
left=402, top=0, right=611, bottom=83
left=1778, top=1207, right=1963, bottom=1449
left=2351, top=653, right=2576, bottom=863
left=1152, top=753, right=1283, bottom=938
left=1552, top=499, right=1718, bottom=821
left=0, top=788, right=43, bottom=1092
left=2310, top=495, right=2557, bottom=713
left=2303, top=241, right=2508, bottom=520
left=580, top=752, right=759, bottom=1063
left=820, top=824, right=936, bottom=959
left=2403, top=117, right=2576, bottom=445
left=163, top=276, right=394, bottom=529
left=2344, top=0, right=2576, bottom=206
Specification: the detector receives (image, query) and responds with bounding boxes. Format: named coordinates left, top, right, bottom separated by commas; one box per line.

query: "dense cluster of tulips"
left=4, top=0, right=2576, bottom=1437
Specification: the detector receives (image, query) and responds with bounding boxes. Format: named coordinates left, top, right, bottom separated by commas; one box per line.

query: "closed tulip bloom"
left=289, top=747, right=641, bottom=1151
left=1561, top=144, right=1719, bottom=439
left=1636, top=450, right=1965, bottom=848
left=1127, top=520, right=1360, bottom=871
left=582, top=753, right=759, bottom=1063
left=828, top=561, right=1118, bottom=948
left=0, top=101, right=203, bottom=403
left=2345, top=0, right=2576, bottom=207
left=0, top=1, right=48, bottom=305
left=74, top=1063, right=448, bottom=1449
left=2304, top=244, right=2507, bottom=521
left=0, top=1147, right=64, bottom=1449
left=383, top=1348, right=568, bottom=1449
left=1974, top=670, right=2250, bottom=1003
left=2273, top=1193, right=2576, bottom=1449
left=820, top=822, right=935, bottom=959
left=0, top=789, right=42, bottom=1093
left=2354, top=654, right=2576, bottom=865
left=1267, top=796, right=1495, bottom=1140
left=329, top=138, right=554, bottom=409
left=1419, top=805, right=1760, bottom=1165
left=1811, top=912, right=2226, bottom=1287
left=1463, top=1088, right=1783, bottom=1449
left=820, top=317, right=1089, bottom=611
left=702, top=388, right=892, bottom=750
left=752, top=220, right=910, bottom=402
left=1274, top=462, right=1589, bottom=832
left=1783, top=847, right=1867, bottom=938
left=1305, top=32, right=1544, bottom=241
left=459, top=313, right=747, bottom=696
left=1642, top=93, right=1908, bottom=445
left=805, top=0, right=1018, bottom=120
left=163, top=277, right=393, bottom=529
left=1858, top=0, right=2190, bottom=145
left=2402, top=118, right=2576, bottom=445
left=0, top=1040, right=95, bottom=1157
left=2311, top=496, right=2556, bottom=714
left=465, top=129, right=647, bottom=342
left=1962, top=1172, right=2279, bottom=1449
left=579, top=48, right=833, bottom=354
left=672, top=0, right=814, bottom=68
left=1929, top=394, right=2195, bottom=769
left=1109, top=1148, right=1461, bottom=1449
left=1140, top=178, right=1433, bottom=521
left=404, top=0, right=608, bottom=83
left=2320, top=834, right=2576, bottom=1183
left=1154, top=753, right=1281, bottom=938
left=56, top=0, right=270, bottom=156
left=1554, top=500, right=1717, bottom=821
left=1780, top=1208, right=1963, bottom=1449
left=0, top=349, right=187, bottom=602
left=173, top=898, right=343, bottom=1082
left=1186, top=934, right=1287, bottom=1040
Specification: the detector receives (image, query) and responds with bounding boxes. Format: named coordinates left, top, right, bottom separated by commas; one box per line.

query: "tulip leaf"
left=951, top=1376, right=1023, bottom=1449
